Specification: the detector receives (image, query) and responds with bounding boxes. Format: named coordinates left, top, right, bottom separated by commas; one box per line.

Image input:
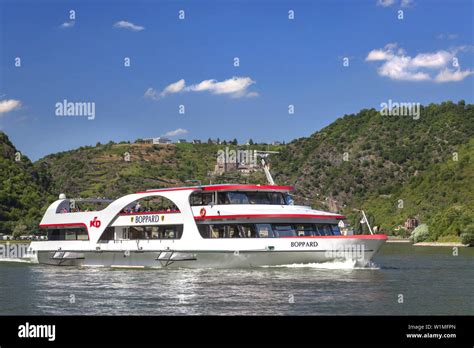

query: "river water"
left=0, top=243, right=472, bottom=315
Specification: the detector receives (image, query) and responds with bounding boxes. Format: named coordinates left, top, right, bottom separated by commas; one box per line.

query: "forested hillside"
left=0, top=133, right=53, bottom=234
left=0, top=101, right=472, bottom=241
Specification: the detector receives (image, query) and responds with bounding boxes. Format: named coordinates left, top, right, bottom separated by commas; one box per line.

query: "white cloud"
left=185, top=76, right=256, bottom=98
left=113, top=20, right=144, bottom=31
left=377, top=0, right=396, bottom=7
left=400, top=0, right=414, bottom=7
left=365, top=43, right=472, bottom=82
left=410, top=50, right=452, bottom=68
left=162, top=79, right=186, bottom=96
left=366, top=49, right=393, bottom=61
left=144, top=79, right=186, bottom=100
left=435, top=68, right=473, bottom=82
left=144, top=87, right=159, bottom=100
left=145, top=76, right=258, bottom=100
left=0, top=99, right=21, bottom=114
left=163, top=128, right=188, bottom=137
left=60, top=21, right=75, bottom=28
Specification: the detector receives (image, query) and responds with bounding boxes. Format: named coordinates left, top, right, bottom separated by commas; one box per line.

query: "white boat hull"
left=34, top=237, right=386, bottom=268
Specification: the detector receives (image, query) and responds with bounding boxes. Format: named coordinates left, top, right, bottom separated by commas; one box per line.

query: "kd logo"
left=90, top=217, right=101, bottom=228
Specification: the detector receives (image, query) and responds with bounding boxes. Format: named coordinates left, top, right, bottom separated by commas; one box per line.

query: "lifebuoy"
left=200, top=208, right=206, bottom=218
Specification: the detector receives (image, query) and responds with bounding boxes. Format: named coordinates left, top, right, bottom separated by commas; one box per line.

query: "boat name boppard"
left=134, top=215, right=161, bottom=224
left=291, top=241, right=318, bottom=247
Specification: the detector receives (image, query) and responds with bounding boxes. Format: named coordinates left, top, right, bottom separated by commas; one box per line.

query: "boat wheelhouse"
left=29, top=184, right=387, bottom=268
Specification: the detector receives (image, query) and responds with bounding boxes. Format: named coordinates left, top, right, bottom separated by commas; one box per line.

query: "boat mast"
left=256, top=151, right=278, bottom=185
left=361, top=210, right=374, bottom=235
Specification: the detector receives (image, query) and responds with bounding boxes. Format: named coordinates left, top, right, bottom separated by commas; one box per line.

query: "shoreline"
left=0, top=240, right=32, bottom=244
left=386, top=238, right=411, bottom=243
left=386, top=238, right=469, bottom=247
left=413, top=242, right=468, bottom=247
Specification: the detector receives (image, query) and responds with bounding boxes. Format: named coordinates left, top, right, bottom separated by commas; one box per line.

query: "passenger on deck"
left=135, top=202, right=141, bottom=212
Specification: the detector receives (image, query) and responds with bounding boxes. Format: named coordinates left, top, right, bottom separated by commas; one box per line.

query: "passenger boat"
left=29, top=184, right=387, bottom=268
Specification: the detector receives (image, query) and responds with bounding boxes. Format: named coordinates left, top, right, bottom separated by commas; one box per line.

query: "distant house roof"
left=153, top=137, right=171, bottom=144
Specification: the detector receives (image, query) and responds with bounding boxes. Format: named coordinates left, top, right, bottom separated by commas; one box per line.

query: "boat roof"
left=201, top=184, right=294, bottom=192
left=138, top=184, right=294, bottom=194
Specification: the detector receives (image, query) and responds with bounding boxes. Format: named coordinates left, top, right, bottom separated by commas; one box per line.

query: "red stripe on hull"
left=281, top=234, right=388, bottom=240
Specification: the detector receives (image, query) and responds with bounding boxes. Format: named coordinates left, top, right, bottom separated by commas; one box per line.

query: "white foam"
left=0, top=258, right=36, bottom=264
left=261, top=259, right=380, bottom=270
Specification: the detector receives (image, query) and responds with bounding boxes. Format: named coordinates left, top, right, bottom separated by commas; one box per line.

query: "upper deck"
left=38, top=184, right=346, bottom=243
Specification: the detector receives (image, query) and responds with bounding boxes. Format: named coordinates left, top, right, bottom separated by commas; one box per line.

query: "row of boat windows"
left=100, top=225, right=183, bottom=240
left=47, top=228, right=89, bottom=241
left=190, top=191, right=293, bottom=206
left=45, top=223, right=340, bottom=241
left=197, top=223, right=341, bottom=238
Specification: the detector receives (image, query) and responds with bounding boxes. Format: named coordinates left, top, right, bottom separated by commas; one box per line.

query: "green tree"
left=410, top=224, right=429, bottom=243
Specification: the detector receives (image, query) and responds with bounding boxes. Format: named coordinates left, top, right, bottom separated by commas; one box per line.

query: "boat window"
left=331, top=225, right=341, bottom=235
left=269, top=192, right=286, bottom=205
left=190, top=192, right=214, bottom=206
left=316, top=224, right=334, bottom=236
left=215, top=191, right=288, bottom=205
left=217, top=192, right=230, bottom=204
left=122, top=227, right=130, bottom=240
left=256, top=224, right=274, bottom=238
left=284, top=194, right=294, bottom=205
left=238, top=224, right=257, bottom=238
left=125, top=225, right=183, bottom=239
left=209, top=225, right=220, bottom=238
left=197, top=223, right=257, bottom=238
left=195, top=223, right=340, bottom=238
left=130, top=226, right=148, bottom=240
left=246, top=192, right=270, bottom=204
left=227, top=192, right=249, bottom=204
left=272, top=224, right=296, bottom=237
left=99, top=227, right=115, bottom=241
left=121, top=196, right=180, bottom=214
left=294, top=224, right=318, bottom=236
left=47, top=227, right=89, bottom=241
left=197, top=224, right=211, bottom=238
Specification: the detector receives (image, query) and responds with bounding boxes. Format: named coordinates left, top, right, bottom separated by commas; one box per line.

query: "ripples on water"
left=0, top=244, right=473, bottom=315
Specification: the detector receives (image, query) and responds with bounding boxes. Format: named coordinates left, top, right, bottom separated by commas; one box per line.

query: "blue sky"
left=1, top=0, right=473, bottom=161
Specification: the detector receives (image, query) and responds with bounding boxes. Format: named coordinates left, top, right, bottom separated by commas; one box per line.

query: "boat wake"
left=0, top=258, right=37, bottom=264
left=261, top=260, right=380, bottom=270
